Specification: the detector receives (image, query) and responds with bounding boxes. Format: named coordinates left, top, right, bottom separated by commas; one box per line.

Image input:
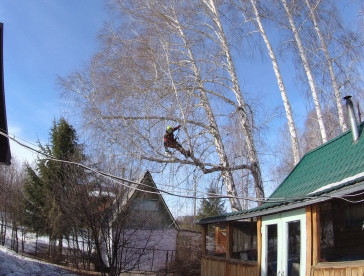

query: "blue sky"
left=0, top=1, right=362, bottom=186
left=0, top=0, right=362, bottom=215
left=0, top=0, right=107, bottom=162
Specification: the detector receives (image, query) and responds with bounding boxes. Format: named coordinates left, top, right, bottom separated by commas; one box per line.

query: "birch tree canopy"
left=60, top=0, right=259, bottom=211
left=59, top=0, right=364, bottom=211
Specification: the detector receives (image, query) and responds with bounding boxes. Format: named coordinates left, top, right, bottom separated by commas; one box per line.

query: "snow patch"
left=0, top=245, right=77, bottom=276
left=308, top=172, right=364, bottom=195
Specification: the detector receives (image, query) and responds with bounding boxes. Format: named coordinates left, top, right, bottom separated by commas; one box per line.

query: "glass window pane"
left=288, top=221, right=300, bottom=276
left=231, top=219, right=257, bottom=261
left=319, top=198, right=364, bottom=262
left=267, top=224, right=277, bottom=276
left=205, top=223, right=226, bottom=258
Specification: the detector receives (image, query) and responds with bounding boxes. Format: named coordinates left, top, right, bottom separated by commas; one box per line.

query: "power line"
left=1, top=130, right=276, bottom=202
left=1, top=130, right=361, bottom=205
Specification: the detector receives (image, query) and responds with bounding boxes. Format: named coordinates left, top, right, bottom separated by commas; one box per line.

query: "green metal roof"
left=267, top=122, right=364, bottom=201
left=198, top=122, right=364, bottom=224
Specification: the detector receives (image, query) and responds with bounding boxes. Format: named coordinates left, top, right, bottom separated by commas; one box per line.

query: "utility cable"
left=1, top=130, right=362, bottom=204
left=3, top=130, right=277, bottom=202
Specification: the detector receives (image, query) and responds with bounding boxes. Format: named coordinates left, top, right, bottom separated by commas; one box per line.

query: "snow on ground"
left=0, top=245, right=78, bottom=276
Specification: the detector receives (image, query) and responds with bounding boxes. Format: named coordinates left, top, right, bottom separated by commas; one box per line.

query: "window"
left=126, top=198, right=170, bottom=229
left=205, top=223, right=226, bottom=257
left=319, top=197, right=364, bottom=262
left=133, top=199, right=159, bottom=211
left=231, top=219, right=257, bottom=261
left=204, top=220, right=258, bottom=261
left=267, top=224, right=277, bottom=275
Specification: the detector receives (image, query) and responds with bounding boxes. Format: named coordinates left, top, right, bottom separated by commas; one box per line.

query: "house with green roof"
left=197, top=98, right=364, bottom=276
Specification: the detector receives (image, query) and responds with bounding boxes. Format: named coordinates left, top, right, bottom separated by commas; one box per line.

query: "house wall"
left=310, top=262, right=364, bottom=275
left=123, top=229, right=178, bottom=272
left=200, top=220, right=260, bottom=276
left=100, top=228, right=178, bottom=272
left=201, top=257, right=258, bottom=276
left=308, top=204, right=364, bottom=276
left=200, top=200, right=364, bottom=276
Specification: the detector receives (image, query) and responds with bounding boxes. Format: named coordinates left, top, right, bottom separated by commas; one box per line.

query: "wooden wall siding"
left=306, top=206, right=313, bottom=275
left=311, top=265, right=364, bottom=276
left=201, top=257, right=258, bottom=276
left=312, top=204, right=320, bottom=265
left=227, top=222, right=233, bottom=259
left=201, top=257, right=226, bottom=276
left=227, top=261, right=259, bottom=276
left=257, top=217, right=262, bottom=276
left=201, top=224, right=206, bottom=256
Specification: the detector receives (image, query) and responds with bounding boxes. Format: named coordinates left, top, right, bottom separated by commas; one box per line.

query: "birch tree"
left=280, top=0, right=328, bottom=143
left=236, top=0, right=300, bottom=165
left=304, top=0, right=364, bottom=133
left=304, top=0, right=347, bottom=133
left=199, top=0, right=265, bottom=201
left=60, top=0, right=260, bottom=211
left=168, top=8, right=243, bottom=211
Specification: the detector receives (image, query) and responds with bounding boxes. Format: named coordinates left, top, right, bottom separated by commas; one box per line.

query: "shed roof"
left=198, top=121, right=364, bottom=224
left=111, top=171, right=179, bottom=230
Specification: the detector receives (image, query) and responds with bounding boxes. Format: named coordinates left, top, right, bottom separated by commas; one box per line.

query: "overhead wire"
left=1, top=130, right=363, bottom=205
left=1, top=130, right=248, bottom=200
left=2, top=130, right=265, bottom=200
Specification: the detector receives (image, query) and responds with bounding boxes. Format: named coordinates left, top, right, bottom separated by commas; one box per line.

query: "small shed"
left=101, top=171, right=179, bottom=273
left=198, top=119, right=364, bottom=275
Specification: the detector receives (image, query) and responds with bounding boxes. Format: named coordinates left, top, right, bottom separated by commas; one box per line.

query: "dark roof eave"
left=0, top=22, right=11, bottom=165
left=196, top=181, right=364, bottom=225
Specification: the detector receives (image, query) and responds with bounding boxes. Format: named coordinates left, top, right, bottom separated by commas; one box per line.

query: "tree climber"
left=164, top=125, right=190, bottom=158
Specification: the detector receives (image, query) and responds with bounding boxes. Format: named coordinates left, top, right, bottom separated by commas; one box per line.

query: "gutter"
left=197, top=180, right=364, bottom=225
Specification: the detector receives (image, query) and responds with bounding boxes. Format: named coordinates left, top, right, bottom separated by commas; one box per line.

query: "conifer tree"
left=197, top=183, right=226, bottom=219
left=23, top=166, right=49, bottom=235
left=23, top=117, right=85, bottom=256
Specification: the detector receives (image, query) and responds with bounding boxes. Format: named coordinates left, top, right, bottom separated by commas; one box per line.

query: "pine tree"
left=23, top=117, right=85, bottom=256
left=23, top=166, right=49, bottom=235
left=197, top=183, right=226, bottom=219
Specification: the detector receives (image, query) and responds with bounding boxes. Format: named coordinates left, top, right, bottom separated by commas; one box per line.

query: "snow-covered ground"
left=0, top=245, right=78, bottom=276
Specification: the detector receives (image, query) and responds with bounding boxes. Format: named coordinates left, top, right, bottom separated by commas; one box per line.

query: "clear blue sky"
left=0, top=0, right=107, bottom=162
left=1, top=0, right=362, bottom=216
left=0, top=0, right=362, bottom=171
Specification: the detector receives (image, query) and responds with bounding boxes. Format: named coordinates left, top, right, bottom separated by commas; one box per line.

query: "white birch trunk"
left=281, top=0, right=328, bottom=143
left=173, top=14, right=243, bottom=212
left=202, top=0, right=265, bottom=203
left=305, top=0, right=348, bottom=132
left=250, top=0, right=300, bottom=165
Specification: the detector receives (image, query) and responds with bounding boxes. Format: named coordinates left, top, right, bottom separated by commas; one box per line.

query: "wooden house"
left=100, top=171, right=180, bottom=273
left=197, top=100, right=364, bottom=275
left=0, top=23, right=11, bottom=165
